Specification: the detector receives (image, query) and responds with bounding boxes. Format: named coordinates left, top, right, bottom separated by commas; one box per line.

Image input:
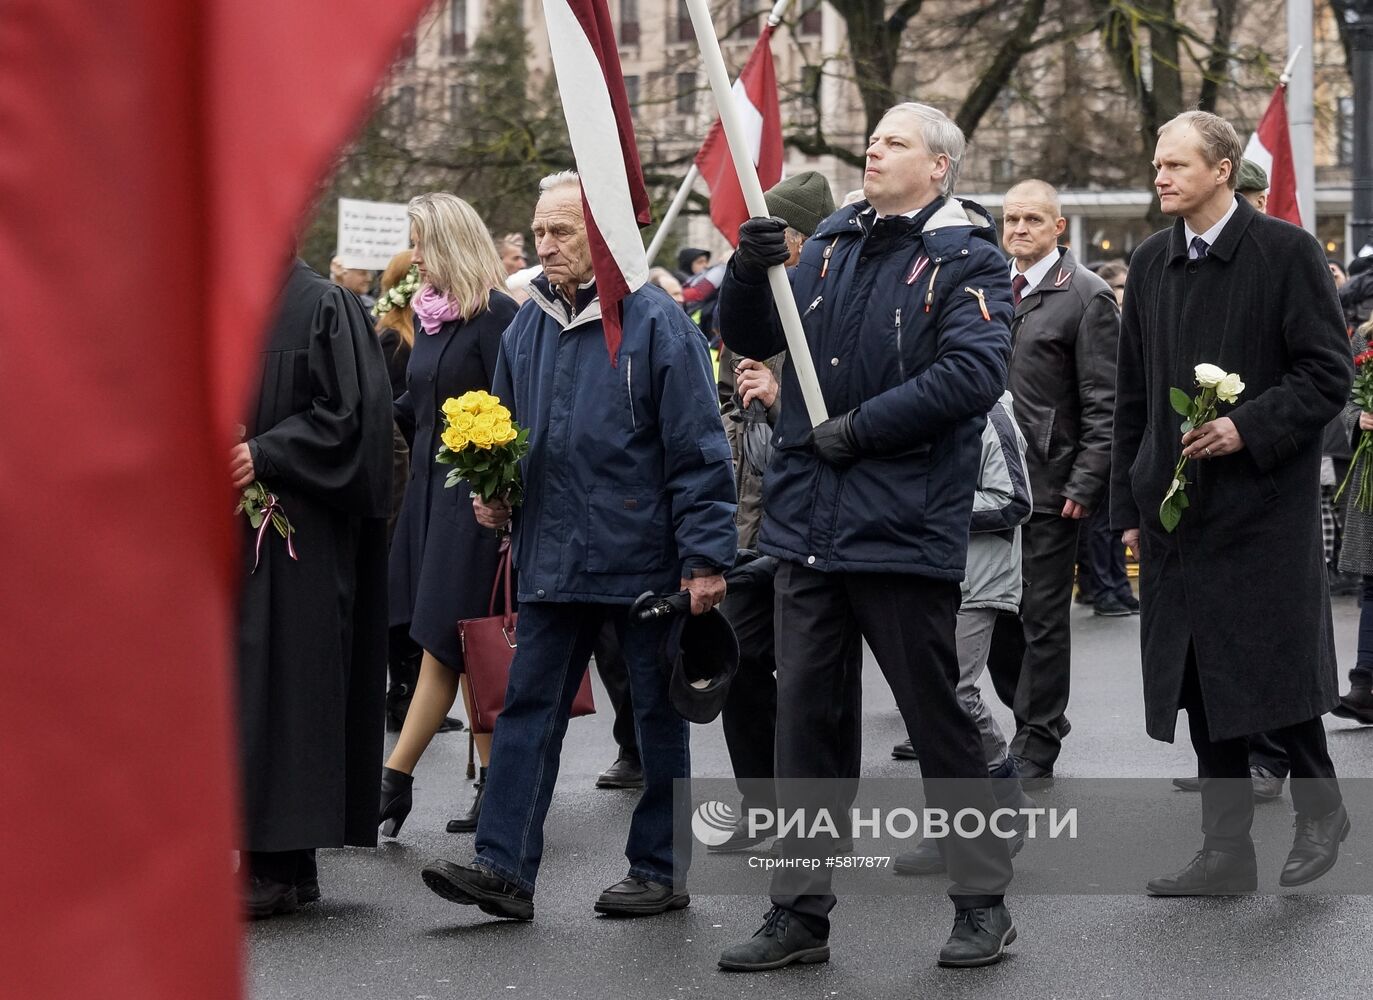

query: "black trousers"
left=593, top=622, right=638, bottom=759
left=1179, top=649, right=1340, bottom=856
left=986, top=512, right=1079, bottom=767
left=719, top=576, right=779, bottom=812
left=769, top=562, right=1013, bottom=935
left=1247, top=730, right=1291, bottom=779
left=1077, top=503, right=1131, bottom=602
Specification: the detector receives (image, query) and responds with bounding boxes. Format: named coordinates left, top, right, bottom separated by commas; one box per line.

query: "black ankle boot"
left=379, top=767, right=414, bottom=838
left=447, top=767, right=486, bottom=833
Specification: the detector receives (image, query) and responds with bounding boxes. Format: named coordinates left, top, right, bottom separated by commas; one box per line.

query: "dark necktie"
left=1011, top=273, right=1028, bottom=306
left=1190, top=236, right=1210, bottom=260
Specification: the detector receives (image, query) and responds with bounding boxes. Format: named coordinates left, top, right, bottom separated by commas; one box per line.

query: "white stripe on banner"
left=732, top=77, right=764, bottom=167
left=541, top=0, right=648, bottom=290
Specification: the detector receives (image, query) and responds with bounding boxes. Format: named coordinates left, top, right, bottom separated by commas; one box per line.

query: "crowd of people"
left=233, top=100, right=1373, bottom=976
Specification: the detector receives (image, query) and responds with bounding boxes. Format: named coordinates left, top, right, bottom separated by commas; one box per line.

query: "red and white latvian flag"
left=1243, top=82, right=1301, bottom=226
left=694, top=24, right=784, bottom=246
left=541, top=0, right=651, bottom=365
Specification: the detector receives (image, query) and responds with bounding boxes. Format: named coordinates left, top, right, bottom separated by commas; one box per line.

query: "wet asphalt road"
left=247, top=596, right=1373, bottom=999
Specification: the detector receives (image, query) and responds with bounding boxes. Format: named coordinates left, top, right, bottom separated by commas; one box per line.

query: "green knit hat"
left=1236, top=158, right=1268, bottom=193
left=764, top=171, right=836, bottom=238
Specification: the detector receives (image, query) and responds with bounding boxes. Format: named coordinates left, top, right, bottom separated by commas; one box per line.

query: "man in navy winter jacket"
left=421, top=171, right=736, bottom=922
left=714, top=103, right=1018, bottom=972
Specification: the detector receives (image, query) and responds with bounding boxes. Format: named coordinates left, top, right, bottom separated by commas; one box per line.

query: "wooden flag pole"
left=683, top=0, right=828, bottom=426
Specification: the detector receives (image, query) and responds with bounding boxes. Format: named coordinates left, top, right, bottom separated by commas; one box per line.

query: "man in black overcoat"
left=231, top=258, right=394, bottom=917
left=1112, top=111, right=1353, bottom=894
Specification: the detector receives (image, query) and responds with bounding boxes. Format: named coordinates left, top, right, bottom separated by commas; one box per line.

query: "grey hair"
left=880, top=102, right=966, bottom=196
left=539, top=170, right=581, bottom=194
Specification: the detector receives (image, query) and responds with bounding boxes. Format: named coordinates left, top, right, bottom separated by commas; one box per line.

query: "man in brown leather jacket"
left=986, top=179, right=1119, bottom=789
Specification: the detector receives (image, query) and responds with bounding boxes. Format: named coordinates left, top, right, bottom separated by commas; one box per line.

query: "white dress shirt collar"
left=1010, top=246, right=1063, bottom=296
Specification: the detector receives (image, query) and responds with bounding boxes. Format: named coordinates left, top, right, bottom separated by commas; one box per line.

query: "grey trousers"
left=956, top=607, right=1010, bottom=770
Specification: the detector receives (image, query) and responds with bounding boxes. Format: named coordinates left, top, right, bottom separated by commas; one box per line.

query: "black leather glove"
left=733, top=216, right=791, bottom=280
left=809, top=410, right=861, bottom=467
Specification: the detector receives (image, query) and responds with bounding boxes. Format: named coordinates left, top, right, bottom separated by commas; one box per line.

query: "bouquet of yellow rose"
left=436, top=390, right=530, bottom=503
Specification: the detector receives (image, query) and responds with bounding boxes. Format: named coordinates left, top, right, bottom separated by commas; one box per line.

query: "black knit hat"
left=764, top=171, right=837, bottom=237
left=677, top=246, right=711, bottom=274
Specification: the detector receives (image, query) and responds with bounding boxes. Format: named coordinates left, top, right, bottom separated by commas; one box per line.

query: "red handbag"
left=458, top=538, right=596, bottom=734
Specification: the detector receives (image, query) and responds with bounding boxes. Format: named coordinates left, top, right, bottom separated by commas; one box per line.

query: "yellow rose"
left=493, top=424, right=518, bottom=446
left=488, top=404, right=511, bottom=422
left=441, top=427, right=468, bottom=452
left=441, top=397, right=465, bottom=418
left=468, top=425, right=495, bottom=449
left=456, top=390, right=490, bottom=414
left=472, top=412, right=497, bottom=434
left=452, top=412, right=476, bottom=433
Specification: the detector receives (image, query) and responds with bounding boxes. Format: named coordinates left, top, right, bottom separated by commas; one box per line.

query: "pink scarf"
left=412, top=283, right=463, bottom=335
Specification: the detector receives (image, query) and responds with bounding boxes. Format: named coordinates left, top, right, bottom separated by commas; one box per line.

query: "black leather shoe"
left=1280, top=804, right=1351, bottom=886
left=937, top=904, right=1016, bottom=967
left=436, top=715, right=466, bottom=733
left=1120, top=592, right=1140, bottom=614
left=593, top=875, right=689, bottom=916
left=1172, top=775, right=1201, bottom=792
left=420, top=860, right=533, bottom=920
left=379, top=766, right=414, bottom=838
left=245, top=875, right=299, bottom=920
left=1146, top=849, right=1257, bottom=895
left=894, top=837, right=945, bottom=875
left=891, top=738, right=918, bottom=761
left=1013, top=755, right=1054, bottom=790
left=595, top=753, right=644, bottom=789
left=718, top=906, right=830, bottom=971
left=1250, top=764, right=1285, bottom=802
left=1093, top=593, right=1132, bottom=617
left=707, top=818, right=772, bottom=854
left=295, top=851, right=321, bottom=905
left=446, top=767, right=486, bottom=833
left=1331, top=686, right=1373, bottom=724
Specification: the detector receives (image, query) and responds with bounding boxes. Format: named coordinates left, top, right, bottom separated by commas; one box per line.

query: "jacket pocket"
left=585, top=487, right=671, bottom=574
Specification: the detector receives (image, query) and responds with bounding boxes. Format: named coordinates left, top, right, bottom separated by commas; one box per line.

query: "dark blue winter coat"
left=718, top=196, right=1013, bottom=579
left=493, top=276, right=737, bottom=604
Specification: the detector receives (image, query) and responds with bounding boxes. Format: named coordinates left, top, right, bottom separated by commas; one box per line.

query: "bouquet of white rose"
left=1159, top=363, right=1245, bottom=532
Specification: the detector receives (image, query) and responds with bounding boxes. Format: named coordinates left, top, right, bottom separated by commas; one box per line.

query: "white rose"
left=1194, top=363, right=1227, bottom=388
left=1215, top=372, right=1245, bottom=404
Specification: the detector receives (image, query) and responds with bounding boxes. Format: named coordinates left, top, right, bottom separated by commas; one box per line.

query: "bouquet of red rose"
left=1335, top=348, right=1373, bottom=513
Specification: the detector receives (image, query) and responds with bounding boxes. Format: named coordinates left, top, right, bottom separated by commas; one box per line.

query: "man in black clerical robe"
left=233, top=258, right=393, bottom=918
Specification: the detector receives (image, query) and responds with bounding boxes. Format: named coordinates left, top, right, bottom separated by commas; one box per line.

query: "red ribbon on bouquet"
left=250, top=490, right=298, bottom=572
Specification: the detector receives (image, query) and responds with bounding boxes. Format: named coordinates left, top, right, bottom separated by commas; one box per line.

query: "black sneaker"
left=937, top=904, right=1017, bottom=967
left=421, top=860, right=534, bottom=920
left=718, top=906, right=830, bottom=972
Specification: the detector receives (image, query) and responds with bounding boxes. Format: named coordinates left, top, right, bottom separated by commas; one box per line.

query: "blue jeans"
left=473, top=601, right=689, bottom=894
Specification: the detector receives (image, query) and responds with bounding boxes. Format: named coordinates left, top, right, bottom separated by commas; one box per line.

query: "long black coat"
left=238, top=260, right=394, bottom=851
left=1111, top=197, right=1352, bottom=742
left=389, top=294, right=518, bottom=669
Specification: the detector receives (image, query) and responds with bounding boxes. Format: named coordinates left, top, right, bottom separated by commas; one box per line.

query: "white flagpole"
left=1285, top=1, right=1315, bottom=234
left=645, top=0, right=797, bottom=267
left=683, top=0, right=827, bottom=426
left=645, top=164, right=699, bottom=265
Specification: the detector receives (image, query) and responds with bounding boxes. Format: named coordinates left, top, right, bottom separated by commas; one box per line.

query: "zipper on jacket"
left=895, top=308, right=906, bottom=380
left=804, top=294, right=824, bottom=317
left=626, top=354, right=636, bottom=431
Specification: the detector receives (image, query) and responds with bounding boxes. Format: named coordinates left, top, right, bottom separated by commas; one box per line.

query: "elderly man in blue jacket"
left=714, top=103, right=1018, bottom=972
left=420, top=171, right=737, bottom=921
